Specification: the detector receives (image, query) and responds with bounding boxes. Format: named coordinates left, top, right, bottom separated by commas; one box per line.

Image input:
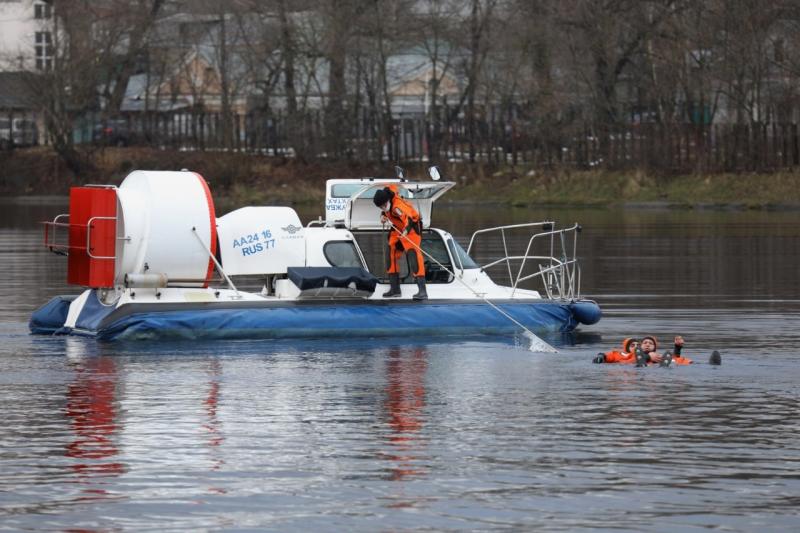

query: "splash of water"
left=523, top=330, right=558, bottom=353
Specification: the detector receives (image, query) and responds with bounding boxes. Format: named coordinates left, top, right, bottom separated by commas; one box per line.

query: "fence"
left=47, top=110, right=800, bottom=173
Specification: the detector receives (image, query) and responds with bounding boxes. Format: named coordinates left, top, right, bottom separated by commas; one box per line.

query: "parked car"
left=92, top=118, right=137, bottom=146
left=0, top=117, right=39, bottom=149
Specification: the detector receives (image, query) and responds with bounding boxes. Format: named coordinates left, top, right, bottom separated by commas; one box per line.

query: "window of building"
left=35, top=31, right=52, bottom=70
left=34, top=2, right=52, bottom=19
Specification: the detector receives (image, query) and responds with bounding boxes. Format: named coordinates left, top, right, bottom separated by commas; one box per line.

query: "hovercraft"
left=30, top=168, right=601, bottom=341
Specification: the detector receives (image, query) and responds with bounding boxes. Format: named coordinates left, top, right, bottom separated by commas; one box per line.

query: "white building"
left=0, top=0, right=53, bottom=71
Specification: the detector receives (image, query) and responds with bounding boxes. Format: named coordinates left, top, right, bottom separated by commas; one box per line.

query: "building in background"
left=0, top=0, right=52, bottom=146
left=0, top=0, right=54, bottom=71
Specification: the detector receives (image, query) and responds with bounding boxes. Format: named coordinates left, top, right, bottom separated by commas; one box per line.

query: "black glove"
left=592, top=353, right=605, bottom=364
left=635, top=347, right=649, bottom=367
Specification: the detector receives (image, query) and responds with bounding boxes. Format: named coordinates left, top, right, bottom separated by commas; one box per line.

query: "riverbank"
left=446, top=168, right=800, bottom=209
left=2, top=146, right=799, bottom=209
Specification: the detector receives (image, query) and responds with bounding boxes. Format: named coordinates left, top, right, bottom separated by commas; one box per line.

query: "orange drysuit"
left=382, top=186, right=425, bottom=278
left=601, top=337, right=637, bottom=364
left=600, top=337, right=693, bottom=365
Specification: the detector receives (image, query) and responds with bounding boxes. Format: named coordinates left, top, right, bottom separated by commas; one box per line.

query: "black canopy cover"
left=287, top=267, right=378, bottom=293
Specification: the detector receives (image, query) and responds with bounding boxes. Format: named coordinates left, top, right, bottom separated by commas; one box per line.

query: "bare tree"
left=104, top=0, right=166, bottom=114
left=28, top=1, right=106, bottom=174
left=412, top=0, right=462, bottom=160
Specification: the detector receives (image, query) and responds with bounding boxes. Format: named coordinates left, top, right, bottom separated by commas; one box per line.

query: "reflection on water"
left=382, top=346, right=428, bottom=482
left=203, top=358, right=227, bottom=497
left=65, top=355, right=124, bottom=478
left=1, top=201, right=799, bottom=530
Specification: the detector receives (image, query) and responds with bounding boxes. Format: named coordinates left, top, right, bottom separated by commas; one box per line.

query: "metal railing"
left=43, top=214, right=72, bottom=255
left=467, top=221, right=582, bottom=300
left=42, top=213, right=119, bottom=260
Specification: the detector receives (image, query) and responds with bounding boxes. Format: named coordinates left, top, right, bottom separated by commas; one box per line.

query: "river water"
left=1, top=198, right=798, bottom=531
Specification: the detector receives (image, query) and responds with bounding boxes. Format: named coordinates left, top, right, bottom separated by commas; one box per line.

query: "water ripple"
left=2, top=208, right=800, bottom=530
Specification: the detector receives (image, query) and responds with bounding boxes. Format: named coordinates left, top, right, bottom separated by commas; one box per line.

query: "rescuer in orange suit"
left=373, top=185, right=427, bottom=300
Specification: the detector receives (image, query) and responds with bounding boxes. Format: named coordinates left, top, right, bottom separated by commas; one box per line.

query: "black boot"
left=412, top=276, right=428, bottom=300
left=382, top=274, right=401, bottom=297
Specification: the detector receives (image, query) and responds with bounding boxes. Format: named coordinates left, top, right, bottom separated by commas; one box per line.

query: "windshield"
left=448, top=239, right=479, bottom=269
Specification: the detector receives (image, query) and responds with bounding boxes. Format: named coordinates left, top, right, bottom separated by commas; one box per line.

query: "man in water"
left=595, top=335, right=720, bottom=366
left=637, top=335, right=665, bottom=365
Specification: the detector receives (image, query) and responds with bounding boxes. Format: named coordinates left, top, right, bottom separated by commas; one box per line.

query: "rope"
left=382, top=218, right=557, bottom=353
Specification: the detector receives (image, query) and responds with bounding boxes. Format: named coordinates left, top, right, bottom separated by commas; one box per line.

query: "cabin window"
left=351, top=230, right=454, bottom=283
left=329, top=183, right=449, bottom=200
left=331, top=184, right=410, bottom=199
left=323, top=241, right=363, bottom=268
left=421, top=234, right=454, bottom=282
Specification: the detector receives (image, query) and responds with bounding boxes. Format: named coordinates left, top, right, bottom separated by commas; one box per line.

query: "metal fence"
left=13, top=109, right=800, bottom=173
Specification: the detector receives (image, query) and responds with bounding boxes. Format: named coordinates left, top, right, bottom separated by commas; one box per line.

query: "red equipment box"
left=67, top=187, right=117, bottom=287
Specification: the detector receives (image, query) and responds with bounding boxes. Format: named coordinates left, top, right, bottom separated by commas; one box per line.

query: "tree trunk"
left=325, top=2, right=350, bottom=158
left=218, top=9, right=232, bottom=149
left=278, top=0, right=304, bottom=159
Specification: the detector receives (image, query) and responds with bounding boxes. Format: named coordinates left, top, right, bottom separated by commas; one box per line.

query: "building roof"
left=0, top=71, right=37, bottom=110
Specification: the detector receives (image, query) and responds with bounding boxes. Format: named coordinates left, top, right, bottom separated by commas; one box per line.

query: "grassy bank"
left=446, top=168, right=800, bottom=208
left=2, top=146, right=800, bottom=209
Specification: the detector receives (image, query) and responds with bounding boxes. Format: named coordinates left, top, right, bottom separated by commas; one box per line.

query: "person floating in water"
left=594, top=337, right=638, bottom=364
left=593, top=335, right=721, bottom=366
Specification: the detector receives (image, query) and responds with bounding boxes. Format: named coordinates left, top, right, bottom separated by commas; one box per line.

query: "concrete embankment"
left=2, top=147, right=799, bottom=209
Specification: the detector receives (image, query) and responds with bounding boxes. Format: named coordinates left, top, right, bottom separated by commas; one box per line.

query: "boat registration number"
left=231, top=229, right=276, bottom=257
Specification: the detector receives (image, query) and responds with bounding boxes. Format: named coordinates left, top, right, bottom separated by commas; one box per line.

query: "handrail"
left=517, top=260, right=580, bottom=300
left=468, top=221, right=582, bottom=301
left=43, top=214, right=70, bottom=253
left=467, top=221, right=553, bottom=255
left=43, top=214, right=122, bottom=259
left=480, top=254, right=554, bottom=271
left=86, top=216, right=117, bottom=259
left=512, top=223, right=579, bottom=297
left=468, top=221, right=553, bottom=286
